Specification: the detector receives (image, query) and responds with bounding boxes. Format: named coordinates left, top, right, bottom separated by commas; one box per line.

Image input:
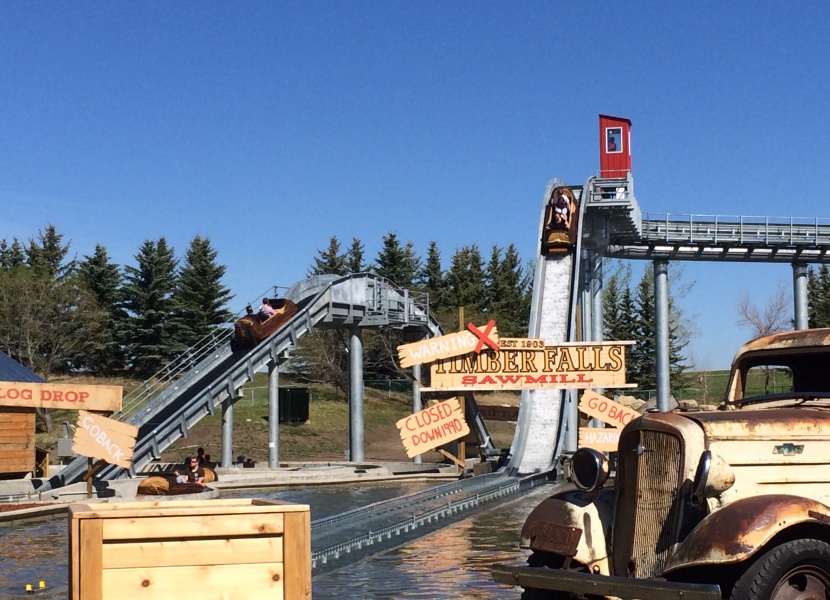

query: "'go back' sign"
left=72, top=411, right=138, bottom=469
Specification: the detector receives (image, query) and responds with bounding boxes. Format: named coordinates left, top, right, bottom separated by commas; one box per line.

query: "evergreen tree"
left=446, top=244, right=486, bottom=314
left=345, top=237, right=366, bottom=273
left=26, top=225, right=75, bottom=279
left=120, top=238, right=186, bottom=378
left=630, top=270, right=657, bottom=391
left=0, top=238, right=26, bottom=270
left=373, top=232, right=420, bottom=288
left=484, top=244, right=530, bottom=337
left=309, top=236, right=347, bottom=276
left=626, top=263, right=691, bottom=396
left=78, top=244, right=126, bottom=373
left=174, top=236, right=234, bottom=347
left=808, top=265, right=830, bottom=328
left=419, top=241, right=448, bottom=313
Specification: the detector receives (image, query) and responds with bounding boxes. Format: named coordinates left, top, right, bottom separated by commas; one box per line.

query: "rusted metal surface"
left=521, top=489, right=615, bottom=571
left=665, top=494, right=830, bottom=573
left=491, top=564, right=722, bottom=600
left=688, top=408, right=830, bottom=439
left=733, top=328, right=830, bottom=358
left=612, top=412, right=704, bottom=579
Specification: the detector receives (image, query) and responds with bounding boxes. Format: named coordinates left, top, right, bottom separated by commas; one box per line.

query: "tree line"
left=0, top=226, right=233, bottom=381
left=14, top=224, right=830, bottom=406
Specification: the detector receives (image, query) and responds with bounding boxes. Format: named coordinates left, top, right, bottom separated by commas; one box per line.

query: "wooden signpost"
left=397, top=322, right=500, bottom=368
left=72, top=411, right=138, bottom=470
left=396, top=398, right=470, bottom=461
left=577, top=390, right=641, bottom=452
left=0, top=382, right=122, bottom=412
left=425, top=340, right=634, bottom=391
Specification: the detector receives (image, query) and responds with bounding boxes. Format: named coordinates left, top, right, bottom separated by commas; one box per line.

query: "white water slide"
left=506, top=178, right=587, bottom=474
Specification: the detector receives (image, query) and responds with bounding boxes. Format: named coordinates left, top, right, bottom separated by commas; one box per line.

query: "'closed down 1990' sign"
left=396, top=398, right=470, bottom=459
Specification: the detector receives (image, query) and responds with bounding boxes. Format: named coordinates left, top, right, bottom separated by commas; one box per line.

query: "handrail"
left=116, top=286, right=284, bottom=420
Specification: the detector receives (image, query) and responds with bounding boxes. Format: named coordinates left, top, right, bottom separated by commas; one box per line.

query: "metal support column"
left=412, top=363, right=422, bottom=465
left=268, top=362, right=279, bottom=469
left=349, top=327, right=365, bottom=463
left=793, top=263, right=809, bottom=330
left=221, top=393, right=235, bottom=468
left=591, top=252, right=604, bottom=344
left=654, top=260, right=671, bottom=411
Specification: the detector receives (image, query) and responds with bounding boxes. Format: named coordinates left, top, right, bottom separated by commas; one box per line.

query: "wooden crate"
left=0, top=408, right=35, bottom=475
left=69, top=498, right=311, bottom=600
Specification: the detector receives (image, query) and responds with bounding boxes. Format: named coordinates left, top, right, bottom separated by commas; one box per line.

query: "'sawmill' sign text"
left=427, top=341, right=633, bottom=391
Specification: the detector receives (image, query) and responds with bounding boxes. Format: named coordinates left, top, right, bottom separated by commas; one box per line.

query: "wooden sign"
left=579, top=427, right=622, bottom=452
left=396, top=398, right=470, bottom=458
left=426, top=341, right=634, bottom=391
left=477, top=405, right=520, bottom=422
left=0, top=382, right=122, bottom=412
left=578, top=390, right=640, bottom=428
left=397, top=323, right=500, bottom=368
left=72, top=411, right=138, bottom=469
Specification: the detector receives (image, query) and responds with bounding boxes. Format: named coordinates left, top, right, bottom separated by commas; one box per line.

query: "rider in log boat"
left=230, top=297, right=298, bottom=353
left=541, top=185, right=579, bottom=254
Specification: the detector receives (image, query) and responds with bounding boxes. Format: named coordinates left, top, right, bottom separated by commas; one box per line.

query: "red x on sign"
left=467, top=320, right=499, bottom=353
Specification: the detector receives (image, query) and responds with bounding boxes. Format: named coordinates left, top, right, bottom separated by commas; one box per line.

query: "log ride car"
left=492, top=328, right=830, bottom=600
left=541, top=186, right=579, bottom=255
left=230, top=298, right=298, bottom=353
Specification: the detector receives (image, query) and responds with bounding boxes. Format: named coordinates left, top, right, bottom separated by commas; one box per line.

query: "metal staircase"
left=582, top=174, right=643, bottom=250
left=39, top=273, right=489, bottom=490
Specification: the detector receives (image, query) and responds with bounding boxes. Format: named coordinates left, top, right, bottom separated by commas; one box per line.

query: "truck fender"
left=664, top=494, right=830, bottom=573
left=521, top=488, right=615, bottom=572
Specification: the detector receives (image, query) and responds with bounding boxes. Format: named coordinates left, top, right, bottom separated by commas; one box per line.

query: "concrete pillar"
left=221, top=394, right=234, bottom=468
left=349, top=327, right=364, bottom=463
left=793, top=263, right=809, bottom=330
left=654, top=260, right=671, bottom=411
left=268, top=362, right=279, bottom=469
left=412, top=363, right=422, bottom=465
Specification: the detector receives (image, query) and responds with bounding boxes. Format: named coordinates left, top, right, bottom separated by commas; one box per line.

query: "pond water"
left=0, top=481, right=548, bottom=599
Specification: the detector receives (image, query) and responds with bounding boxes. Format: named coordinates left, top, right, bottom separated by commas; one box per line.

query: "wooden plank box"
left=69, top=498, right=311, bottom=600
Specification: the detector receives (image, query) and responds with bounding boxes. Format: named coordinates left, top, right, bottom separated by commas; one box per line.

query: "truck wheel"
left=730, top=539, right=830, bottom=600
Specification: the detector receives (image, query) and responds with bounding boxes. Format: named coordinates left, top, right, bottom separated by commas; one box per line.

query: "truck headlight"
left=570, top=448, right=610, bottom=492
left=691, top=450, right=735, bottom=504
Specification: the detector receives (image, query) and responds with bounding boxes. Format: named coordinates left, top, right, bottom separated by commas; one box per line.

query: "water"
left=0, top=481, right=549, bottom=599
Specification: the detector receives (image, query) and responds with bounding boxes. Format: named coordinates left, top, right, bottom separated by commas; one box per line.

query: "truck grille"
left=613, top=426, right=684, bottom=578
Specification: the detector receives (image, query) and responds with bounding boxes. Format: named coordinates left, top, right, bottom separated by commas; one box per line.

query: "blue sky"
left=2, top=2, right=828, bottom=371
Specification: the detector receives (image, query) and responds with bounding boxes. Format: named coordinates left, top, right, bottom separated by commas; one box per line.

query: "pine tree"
left=345, top=238, right=366, bottom=273
left=309, top=236, right=347, bottom=276
left=120, top=238, right=186, bottom=378
left=78, top=244, right=125, bottom=373
left=26, top=225, right=75, bottom=279
left=446, top=244, right=486, bottom=314
left=174, top=236, right=234, bottom=348
left=808, top=265, right=830, bottom=328
left=626, top=263, right=690, bottom=396
left=485, top=244, right=530, bottom=337
left=419, top=241, right=448, bottom=313
left=631, top=271, right=657, bottom=391
left=373, top=233, right=420, bottom=288
left=0, top=238, right=26, bottom=270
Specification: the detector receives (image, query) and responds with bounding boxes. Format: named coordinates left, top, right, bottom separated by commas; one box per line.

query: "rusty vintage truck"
left=492, top=328, right=830, bottom=600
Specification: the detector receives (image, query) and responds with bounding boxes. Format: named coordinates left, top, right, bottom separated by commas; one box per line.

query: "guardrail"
left=641, top=213, right=830, bottom=246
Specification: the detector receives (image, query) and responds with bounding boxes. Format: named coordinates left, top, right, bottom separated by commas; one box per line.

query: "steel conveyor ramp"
left=38, top=273, right=495, bottom=491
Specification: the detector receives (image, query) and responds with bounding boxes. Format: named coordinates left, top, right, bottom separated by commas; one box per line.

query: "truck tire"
left=730, top=539, right=830, bottom=600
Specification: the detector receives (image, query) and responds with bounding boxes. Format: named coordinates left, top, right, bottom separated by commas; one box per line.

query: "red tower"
left=599, top=115, right=631, bottom=179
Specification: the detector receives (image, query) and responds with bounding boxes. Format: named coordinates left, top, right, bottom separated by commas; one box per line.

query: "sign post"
left=395, top=398, right=470, bottom=460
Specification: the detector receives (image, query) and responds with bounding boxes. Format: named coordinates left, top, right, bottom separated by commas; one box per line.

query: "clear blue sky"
left=2, top=2, right=828, bottom=371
